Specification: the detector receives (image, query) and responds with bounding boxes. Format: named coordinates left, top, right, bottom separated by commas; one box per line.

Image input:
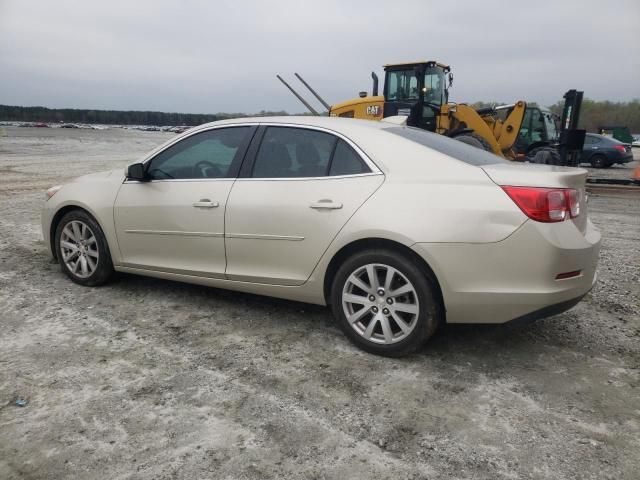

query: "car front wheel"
left=55, top=210, right=114, bottom=286
left=331, top=249, right=441, bottom=356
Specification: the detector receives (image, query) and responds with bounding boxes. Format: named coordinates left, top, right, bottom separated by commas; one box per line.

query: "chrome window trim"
left=233, top=172, right=382, bottom=182
left=123, top=177, right=236, bottom=184
left=129, top=121, right=383, bottom=183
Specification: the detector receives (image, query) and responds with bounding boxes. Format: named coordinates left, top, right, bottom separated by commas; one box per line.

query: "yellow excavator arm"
left=442, top=101, right=527, bottom=159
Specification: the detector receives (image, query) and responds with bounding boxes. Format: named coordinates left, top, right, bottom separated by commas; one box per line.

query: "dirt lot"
left=1, top=127, right=639, bottom=480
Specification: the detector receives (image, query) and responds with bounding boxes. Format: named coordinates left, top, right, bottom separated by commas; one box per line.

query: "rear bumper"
left=616, top=153, right=634, bottom=164
left=412, top=218, right=601, bottom=324
left=505, top=288, right=591, bottom=327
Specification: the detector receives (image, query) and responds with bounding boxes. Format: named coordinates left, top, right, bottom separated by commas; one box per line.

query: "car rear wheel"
left=55, top=210, right=114, bottom=286
left=330, top=249, right=441, bottom=356
left=590, top=154, right=609, bottom=168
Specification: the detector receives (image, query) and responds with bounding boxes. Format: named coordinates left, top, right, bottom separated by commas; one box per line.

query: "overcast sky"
left=1, top=0, right=638, bottom=114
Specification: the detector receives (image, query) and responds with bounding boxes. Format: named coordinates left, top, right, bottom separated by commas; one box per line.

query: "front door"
left=225, top=126, right=383, bottom=285
left=114, top=126, right=254, bottom=277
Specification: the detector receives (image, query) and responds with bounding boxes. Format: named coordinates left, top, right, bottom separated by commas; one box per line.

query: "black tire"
left=590, top=154, right=609, bottom=168
left=453, top=132, right=493, bottom=152
left=526, top=146, right=562, bottom=165
left=54, top=209, right=114, bottom=286
left=330, top=249, right=441, bottom=357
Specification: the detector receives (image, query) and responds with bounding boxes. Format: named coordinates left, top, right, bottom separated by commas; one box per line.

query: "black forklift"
left=516, top=89, right=586, bottom=167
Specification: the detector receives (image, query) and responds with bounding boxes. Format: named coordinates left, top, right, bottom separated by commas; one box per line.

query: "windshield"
left=386, top=66, right=447, bottom=104
left=385, top=126, right=507, bottom=166
left=543, top=112, right=558, bottom=141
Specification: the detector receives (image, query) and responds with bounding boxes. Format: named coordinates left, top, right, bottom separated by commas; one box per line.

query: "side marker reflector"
left=555, top=270, right=582, bottom=280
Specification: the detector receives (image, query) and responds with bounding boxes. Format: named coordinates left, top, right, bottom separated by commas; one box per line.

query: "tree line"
left=0, top=105, right=290, bottom=126
left=548, top=98, right=640, bottom=133
left=2, top=99, right=639, bottom=132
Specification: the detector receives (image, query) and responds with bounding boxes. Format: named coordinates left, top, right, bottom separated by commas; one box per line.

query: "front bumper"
left=412, top=217, right=601, bottom=324
left=41, top=202, right=55, bottom=258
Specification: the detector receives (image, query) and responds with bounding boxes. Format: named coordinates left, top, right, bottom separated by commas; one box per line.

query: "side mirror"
left=126, top=163, right=147, bottom=181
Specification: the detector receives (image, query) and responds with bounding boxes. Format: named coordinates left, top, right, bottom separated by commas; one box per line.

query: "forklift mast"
left=558, top=89, right=585, bottom=167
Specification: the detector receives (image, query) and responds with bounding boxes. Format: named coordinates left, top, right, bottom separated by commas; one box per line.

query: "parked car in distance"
left=580, top=133, right=633, bottom=168
left=41, top=117, right=601, bottom=356
left=632, top=135, right=640, bottom=148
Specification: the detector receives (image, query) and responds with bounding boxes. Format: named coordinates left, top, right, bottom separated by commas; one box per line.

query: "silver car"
left=42, top=117, right=601, bottom=356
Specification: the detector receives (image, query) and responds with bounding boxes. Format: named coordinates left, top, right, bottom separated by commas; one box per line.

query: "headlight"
left=45, top=185, right=62, bottom=200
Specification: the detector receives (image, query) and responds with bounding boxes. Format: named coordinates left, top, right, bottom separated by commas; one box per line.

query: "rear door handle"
left=192, top=200, right=219, bottom=208
left=310, top=199, right=343, bottom=210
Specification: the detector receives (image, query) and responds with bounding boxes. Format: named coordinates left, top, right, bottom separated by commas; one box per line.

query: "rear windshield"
left=385, top=126, right=508, bottom=166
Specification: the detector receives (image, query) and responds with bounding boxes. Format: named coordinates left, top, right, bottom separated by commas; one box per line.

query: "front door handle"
left=193, top=199, right=219, bottom=208
left=310, top=199, right=343, bottom=210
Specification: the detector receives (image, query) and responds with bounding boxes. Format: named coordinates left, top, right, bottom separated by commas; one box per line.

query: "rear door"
left=225, top=125, right=384, bottom=285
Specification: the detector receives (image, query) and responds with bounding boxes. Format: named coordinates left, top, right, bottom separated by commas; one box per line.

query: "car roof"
left=199, top=115, right=390, bottom=136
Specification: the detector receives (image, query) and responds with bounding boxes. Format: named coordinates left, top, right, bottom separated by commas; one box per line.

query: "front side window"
left=251, top=127, right=371, bottom=178
left=423, top=66, right=446, bottom=105
left=147, top=127, right=251, bottom=180
left=386, top=70, right=419, bottom=102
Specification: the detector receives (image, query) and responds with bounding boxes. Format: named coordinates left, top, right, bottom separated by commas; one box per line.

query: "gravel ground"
left=0, top=127, right=639, bottom=480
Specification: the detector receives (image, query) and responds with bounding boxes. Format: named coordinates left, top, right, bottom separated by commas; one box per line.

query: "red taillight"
left=501, top=186, right=580, bottom=223
left=566, top=189, right=580, bottom=218
left=614, top=145, right=626, bottom=153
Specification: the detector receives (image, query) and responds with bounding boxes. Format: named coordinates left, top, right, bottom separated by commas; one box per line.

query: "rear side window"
left=251, top=127, right=371, bottom=178
left=329, top=140, right=369, bottom=176
left=252, top=127, right=335, bottom=178
left=385, top=126, right=508, bottom=166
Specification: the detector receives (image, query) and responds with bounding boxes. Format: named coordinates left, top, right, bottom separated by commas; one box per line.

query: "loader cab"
left=383, top=61, right=450, bottom=131
left=515, top=107, right=559, bottom=153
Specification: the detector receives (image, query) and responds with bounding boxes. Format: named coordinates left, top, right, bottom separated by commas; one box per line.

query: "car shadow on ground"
left=105, top=270, right=559, bottom=360
left=33, top=241, right=581, bottom=363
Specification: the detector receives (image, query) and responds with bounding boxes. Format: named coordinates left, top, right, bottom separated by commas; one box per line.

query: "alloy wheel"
left=60, top=220, right=99, bottom=278
left=342, top=263, right=420, bottom=345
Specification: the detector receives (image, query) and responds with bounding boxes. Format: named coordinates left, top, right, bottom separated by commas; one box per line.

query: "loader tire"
left=453, top=133, right=493, bottom=153
left=527, top=146, right=562, bottom=165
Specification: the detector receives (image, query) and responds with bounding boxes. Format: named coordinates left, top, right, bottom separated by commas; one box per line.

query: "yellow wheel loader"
left=278, top=62, right=584, bottom=165
left=329, top=61, right=525, bottom=159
